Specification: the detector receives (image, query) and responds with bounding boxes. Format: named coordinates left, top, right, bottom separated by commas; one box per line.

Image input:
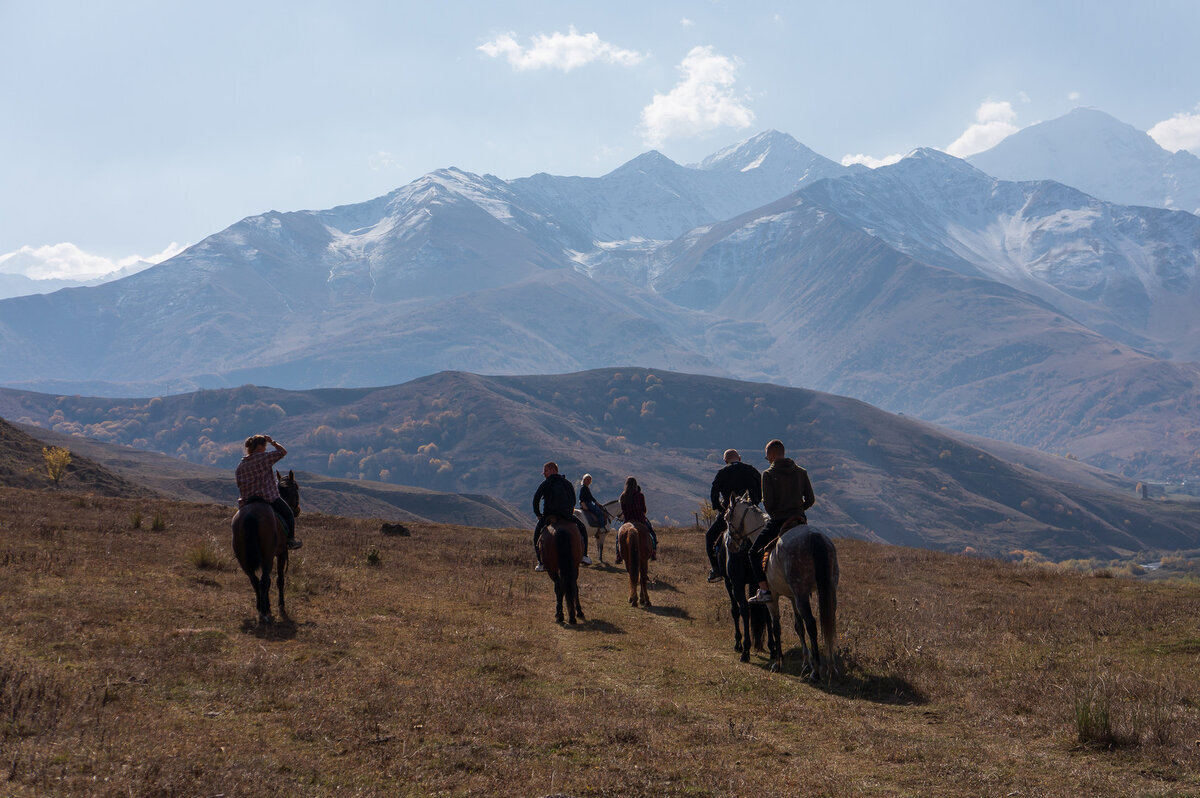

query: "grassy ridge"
left=2, top=485, right=1199, bottom=796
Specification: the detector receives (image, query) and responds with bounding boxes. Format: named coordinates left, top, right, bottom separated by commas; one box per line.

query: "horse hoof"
left=740, top=651, right=751, bottom=663
left=568, top=617, right=577, bottom=625
left=734, top=642, right=743, bottom=652
left=555, top=613, right=564, bottom=623
left=770, top=661, right=782, bottom=673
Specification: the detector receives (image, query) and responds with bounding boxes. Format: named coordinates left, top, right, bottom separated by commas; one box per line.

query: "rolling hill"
left=4, top=368, right=1199, bottom=559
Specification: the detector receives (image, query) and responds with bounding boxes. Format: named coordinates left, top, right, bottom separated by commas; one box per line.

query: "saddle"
left=761, top=515, right=807, bottom=569
left=236, top=498, right=289, bottom=531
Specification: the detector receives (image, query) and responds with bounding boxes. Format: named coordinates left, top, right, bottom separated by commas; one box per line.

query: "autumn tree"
left=42, top=446, right=71, bottom=485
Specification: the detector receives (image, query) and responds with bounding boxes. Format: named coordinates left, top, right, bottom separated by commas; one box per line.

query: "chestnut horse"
left=574, top=499, right=621, bottom=562
left=726, top=496, right=839, bottom=680
left=537, top=516, right=585, bottom=624
left=231, top=471, right=300, bottom=625
left=617, top=521, right=652, bottom=607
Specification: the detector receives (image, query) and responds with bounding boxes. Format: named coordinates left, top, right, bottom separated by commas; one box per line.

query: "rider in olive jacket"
left=749, top=439, right=815, bottom=603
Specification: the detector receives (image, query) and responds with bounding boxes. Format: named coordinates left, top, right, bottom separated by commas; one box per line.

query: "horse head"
left=276, top=470, right=301, bottom=518
left=725, top=493, right=764, bottom=549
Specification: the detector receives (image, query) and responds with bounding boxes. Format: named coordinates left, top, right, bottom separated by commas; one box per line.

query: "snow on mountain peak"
left=968, top=108, right=1200, bottom=214
left=696, top=129, right=807, bottom=172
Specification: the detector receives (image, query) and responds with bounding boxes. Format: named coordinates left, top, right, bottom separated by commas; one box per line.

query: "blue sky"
left=3, top=0, right=1200, bottom=279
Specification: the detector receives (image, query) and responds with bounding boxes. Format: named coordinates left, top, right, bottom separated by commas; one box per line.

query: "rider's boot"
left=748, top=588, right=772, bottom=603
left=707, top=568, right=722, bottom=583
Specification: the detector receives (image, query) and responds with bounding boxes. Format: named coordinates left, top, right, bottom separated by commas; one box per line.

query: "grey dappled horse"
left=725, top=496, right=839, bottom=680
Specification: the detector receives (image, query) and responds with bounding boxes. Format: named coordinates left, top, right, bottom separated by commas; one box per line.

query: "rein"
left=725, top=500, right=765, bottom=550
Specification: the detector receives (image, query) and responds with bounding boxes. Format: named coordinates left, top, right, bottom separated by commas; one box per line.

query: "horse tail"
left=242, top=511, right=262, bottom=573
left=809, top=532, right=838, bottom=669
left=555, top=525, right=577, bottom=594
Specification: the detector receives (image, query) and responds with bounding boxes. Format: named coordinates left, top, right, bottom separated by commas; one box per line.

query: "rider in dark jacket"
left=533, top=461, right=591, bottom=569
left=749, top=439, right=815, bottom=603
left=705, top=449, right=761, bottom=582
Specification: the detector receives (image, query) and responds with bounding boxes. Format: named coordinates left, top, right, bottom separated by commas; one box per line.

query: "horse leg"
left=795, top=594, right=819, bottom=680
left=554, top=575, right=565, bottom=623
left=276, top=552, right=288, bottom=620
left=767, top=600, right=784, bottom=673
left=639, top=560, right=651, bottom=607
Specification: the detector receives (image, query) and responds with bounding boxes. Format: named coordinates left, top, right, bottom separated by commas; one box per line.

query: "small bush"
left=366, top=547, right=381, bottom=566
left=188, top=543, right=222, bottom=570
left=131, top=512, right=143, bottom=530
left=1075, top=691, right=1116, bottom=747
left=151, top=512, right=166, bottom=531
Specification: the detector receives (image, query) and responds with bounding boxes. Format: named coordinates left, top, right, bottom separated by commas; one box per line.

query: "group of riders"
left=530, top=439, right=814, bottom=606
left=236, top=432, right=814, bottom=605
left=531, top=462, right=657, bottom=570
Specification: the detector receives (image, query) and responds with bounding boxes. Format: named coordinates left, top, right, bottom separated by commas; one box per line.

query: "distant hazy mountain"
left=5, top=369, right=1197, bottom=559
left=0, top=260, right=155, bottom=300
left=969, top=107, right=1200, bottom=215
left=1, top=122, right=1198, bottom=484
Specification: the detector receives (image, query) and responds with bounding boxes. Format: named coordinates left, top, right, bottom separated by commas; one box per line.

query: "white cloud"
left=1148, top=105, right=1200, bottom=154
left=478, top=26, right=643, bottom=71
left=640, top=45, right=754, bottom=147
left=945, top=100, right=1021, bottom=158
left=369, top=150, right=403, bottom=171
left=840, top=152, right=904, bottom=169
left=1068, top=91, right=1081, bottom=102
left=0, top=242, right=184, bottom=280
left=681, top=17, right=695, bottom=27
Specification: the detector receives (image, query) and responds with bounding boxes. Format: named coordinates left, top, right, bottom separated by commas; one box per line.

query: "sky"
left=4, top=0, right=1200, bottom=280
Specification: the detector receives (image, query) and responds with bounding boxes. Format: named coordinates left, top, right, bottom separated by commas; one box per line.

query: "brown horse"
left=727, top=496, right=839, bottom=680
left=617, top=521, right=652, bottom=607
left=537, top=516, right=585, bottom=624
left=231, top=471, right=300, bottom=625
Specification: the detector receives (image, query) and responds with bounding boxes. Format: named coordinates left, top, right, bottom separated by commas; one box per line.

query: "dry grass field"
left=3, top=484, right=1200, bottom=797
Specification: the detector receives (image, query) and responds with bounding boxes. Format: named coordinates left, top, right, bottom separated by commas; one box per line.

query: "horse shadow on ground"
left=560, top=618, right=626, bottom=634
left=644, top=604, right=691, bottom=620
left=648, top=578, right=679, bottom=593
left=755, top=648, right=926, bottom=706
left=240, top=617, right=304, bottom=641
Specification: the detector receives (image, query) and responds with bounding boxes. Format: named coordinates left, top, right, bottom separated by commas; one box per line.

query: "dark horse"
left=726, top=496, right=839, bottom=680
left=231, top=470, right=300, bottom=625
left=719, top=495, right=768, bottom=662
left=537, top=516, right=585, bottom=624
left=617, top=521, right=652, bottom=607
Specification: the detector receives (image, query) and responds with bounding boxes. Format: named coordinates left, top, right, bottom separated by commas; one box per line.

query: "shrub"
left=131, top=512, right=143, bottom=530
left=188, top=543, right=222, bottom=570
left=151, top=512, right=166, bottom=531
left=1074, top=690, right=1116, bottom=747
left=42, top=446, right=71, bottom=485
left=366, top=547, right=382, bottom=566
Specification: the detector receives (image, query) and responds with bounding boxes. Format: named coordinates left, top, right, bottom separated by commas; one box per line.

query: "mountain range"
left=1, top=109, right=1197, bottom=485
left=3, top=368, right=1198, bottom=560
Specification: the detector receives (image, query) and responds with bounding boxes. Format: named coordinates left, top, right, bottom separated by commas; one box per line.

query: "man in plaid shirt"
left=236, top=434, right=302, bottom=549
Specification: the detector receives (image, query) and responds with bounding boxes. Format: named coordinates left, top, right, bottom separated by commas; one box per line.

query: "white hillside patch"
left=741, top=149, right=768, bottom=172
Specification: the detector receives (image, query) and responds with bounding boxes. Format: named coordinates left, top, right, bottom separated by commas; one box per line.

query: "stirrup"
left=748, top=588, right=772, bottom=603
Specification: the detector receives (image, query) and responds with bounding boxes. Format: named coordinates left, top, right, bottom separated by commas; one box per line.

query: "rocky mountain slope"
left=4, top=369, right=1197, bottom=559
left=1, top=112, right=1197, bottom=484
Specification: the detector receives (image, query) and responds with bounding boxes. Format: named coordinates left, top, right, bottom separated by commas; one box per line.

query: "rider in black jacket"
left=704, top=449, right=762, bottom=582
left=533, top=461, right=592, bottom=569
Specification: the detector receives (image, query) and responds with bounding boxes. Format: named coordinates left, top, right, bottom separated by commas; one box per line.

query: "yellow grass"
left=2, top=485, right=1199, bottom=796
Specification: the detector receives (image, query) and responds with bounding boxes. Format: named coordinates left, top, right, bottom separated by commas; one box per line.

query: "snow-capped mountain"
left=2, top=115, right=1199, bottom=483
left=969, top=107, right=1200, bottom=215
left=797, top=147, right=1200, bottom=360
